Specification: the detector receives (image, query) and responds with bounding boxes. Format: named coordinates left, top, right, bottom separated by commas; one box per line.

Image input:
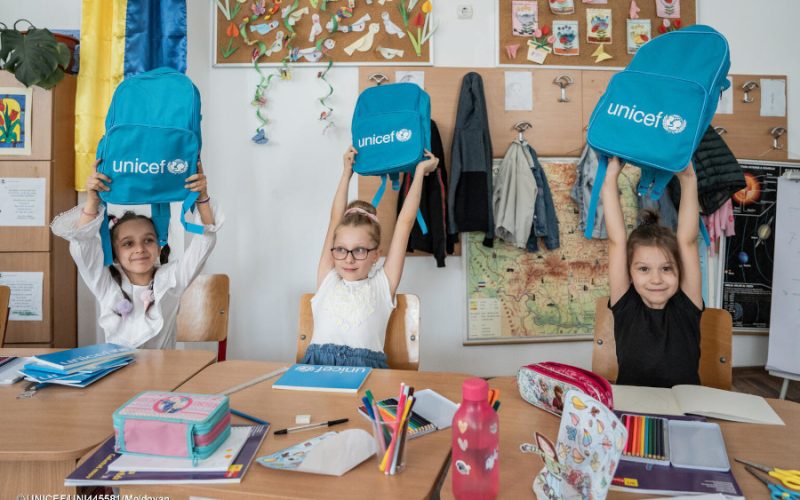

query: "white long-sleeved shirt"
left=50, top=202, right=224, bottom=348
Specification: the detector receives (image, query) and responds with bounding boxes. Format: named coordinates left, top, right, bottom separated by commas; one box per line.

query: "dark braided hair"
left=626, top=209, right=682, bottom=279
left=108, top=211, right=170, bottom=316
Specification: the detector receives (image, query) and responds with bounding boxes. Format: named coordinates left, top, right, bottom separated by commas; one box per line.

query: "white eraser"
left=295, top=414, right=311, bottom=424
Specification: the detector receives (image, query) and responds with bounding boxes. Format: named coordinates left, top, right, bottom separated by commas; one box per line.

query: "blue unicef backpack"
left=96, top=67, right=204, bottom=264
left=584, top=25, right=730, bottom=239
left=352, top=82, right=431, bottom=233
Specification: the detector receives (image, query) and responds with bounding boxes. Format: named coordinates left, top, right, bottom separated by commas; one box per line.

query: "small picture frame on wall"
left=0, top=88, right=33, bottom=156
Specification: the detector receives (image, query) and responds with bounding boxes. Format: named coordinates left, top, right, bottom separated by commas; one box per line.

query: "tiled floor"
left=732, top=367, right=800, bottom=402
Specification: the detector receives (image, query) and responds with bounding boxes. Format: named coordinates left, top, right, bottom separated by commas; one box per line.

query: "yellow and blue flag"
left=74, top=0, right=187, bottom=191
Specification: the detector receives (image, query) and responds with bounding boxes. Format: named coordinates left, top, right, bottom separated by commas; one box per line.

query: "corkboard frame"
left=496, top=0, right=696, bottom=69
left=212, top=1, right=434, bottom=67
left=356, top=67, right=788, bottom=260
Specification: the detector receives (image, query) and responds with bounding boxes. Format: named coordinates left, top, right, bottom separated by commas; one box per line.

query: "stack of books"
left=19, top=343, right=136, bottom=388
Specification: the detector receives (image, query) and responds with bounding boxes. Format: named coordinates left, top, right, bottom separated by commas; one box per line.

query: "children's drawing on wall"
left=626, top=19, right=651, bottom=54
left=549, top=0, right=576, bottom=15
left=0, top=88, right=32, bottom=156
left=512, top=1, right=538, bottom=37
left=553, top=21, right=579, bottom=56
left=586, top=9, right=612, bottom=44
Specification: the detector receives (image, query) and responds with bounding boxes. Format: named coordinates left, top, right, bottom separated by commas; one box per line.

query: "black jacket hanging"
left=397, top=120, right=455, bottom=267
left=448, top=72, right=494, bottom=247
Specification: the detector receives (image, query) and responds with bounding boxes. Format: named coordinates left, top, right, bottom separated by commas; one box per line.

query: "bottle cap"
left=462, top=377, right=489, bottom=401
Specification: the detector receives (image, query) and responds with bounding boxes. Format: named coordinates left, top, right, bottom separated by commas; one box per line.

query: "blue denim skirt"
left=301, top=343, right=389, bottom=369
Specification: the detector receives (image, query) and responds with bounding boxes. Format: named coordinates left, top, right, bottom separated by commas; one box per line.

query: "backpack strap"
left=179, top=191, right=205, bottom=236
left=100, top=201, right=114, bottom=266
left=583, top=154, right=608, bottom=239
left=370, top=173, right=429, bottom=235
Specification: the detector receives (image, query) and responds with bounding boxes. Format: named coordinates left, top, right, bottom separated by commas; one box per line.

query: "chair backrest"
left=296, top=293, right=421, bottom=370
left=592, top=296, right=732, bottom=390
left=0, top=285, right=10, bottom=347
left=177, top=274, right=230, bottom=360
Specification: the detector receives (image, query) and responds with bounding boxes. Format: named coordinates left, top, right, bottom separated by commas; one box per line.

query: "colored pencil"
left=624, top=415, right=632, bottom=454
left=656, top=417, right=664, bottom=460
left=638, top=415, right=646, bottom=457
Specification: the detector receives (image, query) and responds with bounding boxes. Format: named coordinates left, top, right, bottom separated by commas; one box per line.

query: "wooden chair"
left=296, top=293, right=421, bottom=370
left=0, top=285, right=10, bottom=347
left=176, top=274, right=230, bottom=361
left=592, top=296, right=733, bottom=390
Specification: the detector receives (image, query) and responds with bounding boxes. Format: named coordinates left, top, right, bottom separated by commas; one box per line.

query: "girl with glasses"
left=301, top=146, right=439, bottom=368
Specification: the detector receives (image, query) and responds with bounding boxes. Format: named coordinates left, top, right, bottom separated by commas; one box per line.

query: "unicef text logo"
left=168, top=159, right=189, bottom=174
left=296, top=365, right=316, bottom=373
left=662, top=114, right=687, bottom=134
left=396, top=129, right=412, bottom=142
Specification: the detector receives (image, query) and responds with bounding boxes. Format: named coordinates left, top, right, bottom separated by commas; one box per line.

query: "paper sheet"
left=0, top=271, right=43, bottom=321
left=715, top=86, right=733, bottom=115
left=0, top=177, right=46, bottom=226
left=257, top=429, right=375, bottom=476
left=395, top=71, right=425, bottom=89
left=504, top=71, right=533, bottom=111
left=760, top=79, right=787, bottom=117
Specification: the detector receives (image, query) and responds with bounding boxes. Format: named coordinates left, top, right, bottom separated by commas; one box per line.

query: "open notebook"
left=612, top=384, right=784, bottom=425
left=358, top=389, right=458, bottom=439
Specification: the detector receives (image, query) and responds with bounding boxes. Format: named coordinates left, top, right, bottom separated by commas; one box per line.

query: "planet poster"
left=722, top=160, right=797, bottom=330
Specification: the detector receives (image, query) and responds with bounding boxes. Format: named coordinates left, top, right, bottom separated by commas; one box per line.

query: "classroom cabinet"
left=0, top=71, right=77, bottom=347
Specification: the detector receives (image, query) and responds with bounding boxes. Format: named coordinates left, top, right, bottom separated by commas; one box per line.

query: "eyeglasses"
left=330, top=246, right=378, bottom=260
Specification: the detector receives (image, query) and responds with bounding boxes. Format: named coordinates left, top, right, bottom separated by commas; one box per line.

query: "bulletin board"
left=213, top=0, right=433, bottom=66
left=498, top=0, right=696, bottom=67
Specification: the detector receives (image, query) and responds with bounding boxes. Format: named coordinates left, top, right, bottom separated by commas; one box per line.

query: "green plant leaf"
left=2, top=28, right=67, bottom=88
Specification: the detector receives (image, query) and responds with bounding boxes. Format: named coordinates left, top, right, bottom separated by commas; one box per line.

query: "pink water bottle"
left=451, top=378, right=499, bottom=500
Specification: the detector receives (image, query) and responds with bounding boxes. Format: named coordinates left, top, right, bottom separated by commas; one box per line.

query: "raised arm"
left=384, top=151, right=439, bottom=296
left=675, top=164, right=703, bottom=309
left=80, top=160, right=110, bottom=227
left=185, top=161, right=215, bottom=226
left=317, top=146, right=356, bottom=287
left=600, top=157, right=630, bottom=306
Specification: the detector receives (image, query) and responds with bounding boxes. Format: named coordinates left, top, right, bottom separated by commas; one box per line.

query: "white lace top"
left=50, top=202, right=224, bottom=348
left=310, top=265, right=397, bottom=352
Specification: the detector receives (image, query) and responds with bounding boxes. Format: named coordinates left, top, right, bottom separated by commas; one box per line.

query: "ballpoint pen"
left=230, top=408, right=269, bottom=426
left=274, top=418, right=349, bottom=435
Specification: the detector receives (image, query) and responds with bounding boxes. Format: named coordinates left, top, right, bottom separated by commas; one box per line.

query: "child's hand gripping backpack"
left=351, top=82, right=431, bottom=233
left=95, top=67, right=204, bottom=264
left=584, top=25, right=731, bottom=240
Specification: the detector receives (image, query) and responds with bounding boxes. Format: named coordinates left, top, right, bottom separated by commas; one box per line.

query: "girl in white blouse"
left=51, top=160, right=223, bottom=349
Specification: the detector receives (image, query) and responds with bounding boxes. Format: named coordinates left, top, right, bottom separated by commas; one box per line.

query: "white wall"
left=3, top=0, right=796, bottom=375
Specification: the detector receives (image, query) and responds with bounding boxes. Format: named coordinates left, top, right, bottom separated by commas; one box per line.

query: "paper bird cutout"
left=591, top=43, right=612, bottom=63
left=265, top=31, right=285, bottom=57
left=376, top=46, right=404, bottom=59
left=250, top=21, right=279, bottom=35
left=308, top=13, right=323, bottom=42
left=344, top=23, right=380, bottom=55
left=506, top=43, right=520, bottom=59
left=329, top=14, right=371, bottom=33
left=287, top=7, right=309, bottom=26
left=382, top=11, right=405, bottom=38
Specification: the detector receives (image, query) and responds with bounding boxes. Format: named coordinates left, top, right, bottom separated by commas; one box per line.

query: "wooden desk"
left=0, top=348, right=216, bottom=497
left=440, top=377, right=800, bottom=499
left=123, top=360, right=470, bottom=499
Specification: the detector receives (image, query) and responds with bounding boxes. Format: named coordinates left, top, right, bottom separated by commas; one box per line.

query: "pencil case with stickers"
left=517, top=362, right=613, bottom=416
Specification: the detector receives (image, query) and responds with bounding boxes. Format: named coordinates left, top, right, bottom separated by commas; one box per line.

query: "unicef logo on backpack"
left=396, top=129, right=412, bottom=142
left=167, top=159, right=189, bottom=175
left=357, top=128, right=413, bottom=148
left=661, top=114, right=687, bottom=134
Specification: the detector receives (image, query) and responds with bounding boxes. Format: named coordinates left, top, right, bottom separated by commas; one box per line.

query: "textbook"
left=108, top=425, right=259, bottom=472
left=357, top=389, right=459, bottom=438
left=611, top=384, right=784, bottom=425
left=32, top=343, right=135, bottom=373
left=0, top=357, right=26, bottom=384
left=272, top=364, right=371, bottom=393
left=65, top=425, right=267, bottom=486
left=20, top=356, right=134, bottom=387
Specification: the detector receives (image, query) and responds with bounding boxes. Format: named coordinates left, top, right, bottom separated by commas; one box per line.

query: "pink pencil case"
left=113, top=391, right=230, bottom=461
left=517, top=362, right=613, bottom=416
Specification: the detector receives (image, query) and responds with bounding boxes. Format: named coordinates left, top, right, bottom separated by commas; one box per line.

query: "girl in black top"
left=600, top=158, right=703, bottom=388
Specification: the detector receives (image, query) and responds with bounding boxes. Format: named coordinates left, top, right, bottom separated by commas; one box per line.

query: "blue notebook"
left=32, top=343, right=135, bottom=372
left=272, top=364, right=372, bottom=393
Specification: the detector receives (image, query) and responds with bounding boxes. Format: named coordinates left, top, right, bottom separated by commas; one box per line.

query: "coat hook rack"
left=713, top=126, right=727, bottom=135
left=368, top=73, right=389, bottom=86
left=553, top=75, right=574, bottom=103
left=742, top=80, right=759, bottom=103
left=513, top=121, right=532, bottom=141
left=770, top=126, right=787, bottom=150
